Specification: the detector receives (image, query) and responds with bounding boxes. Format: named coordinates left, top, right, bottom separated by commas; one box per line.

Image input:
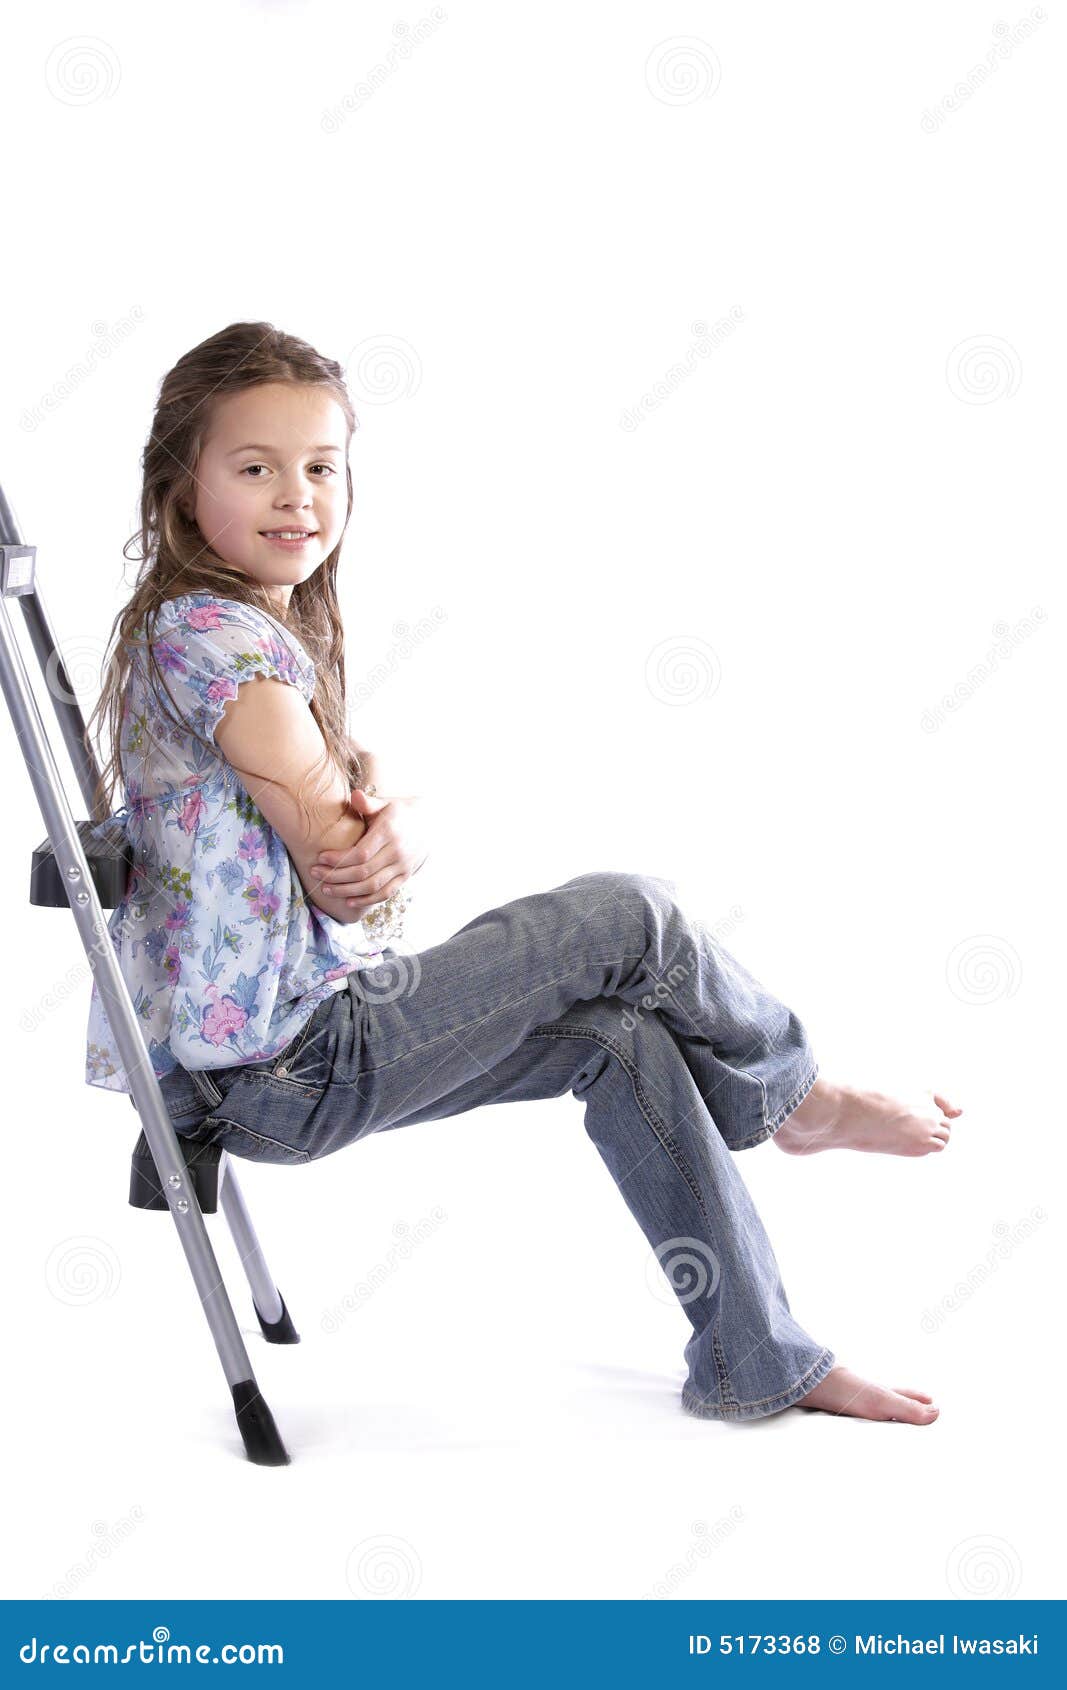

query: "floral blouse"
left=85, top=592, right=406, bottom=1092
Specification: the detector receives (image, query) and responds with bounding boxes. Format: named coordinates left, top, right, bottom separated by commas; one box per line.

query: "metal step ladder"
left=0, top=486, right=299, bottom=1466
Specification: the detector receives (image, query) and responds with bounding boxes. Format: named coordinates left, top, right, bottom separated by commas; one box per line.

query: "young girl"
left=86, top=321, right=963, bottom=1429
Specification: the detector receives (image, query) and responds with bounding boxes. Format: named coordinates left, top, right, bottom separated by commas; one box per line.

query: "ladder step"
left=129, top=1127, right=222, bottom=1214
left=30, top=814, right=131, bottom=908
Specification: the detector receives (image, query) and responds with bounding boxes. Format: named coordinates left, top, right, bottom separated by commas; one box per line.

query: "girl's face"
left=190, top=381, right=350, bottom=609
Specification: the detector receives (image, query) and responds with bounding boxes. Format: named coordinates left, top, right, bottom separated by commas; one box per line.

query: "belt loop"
left=189, top=1067, right=224, bottom=1109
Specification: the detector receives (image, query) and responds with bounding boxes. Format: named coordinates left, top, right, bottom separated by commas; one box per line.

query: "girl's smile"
left=259, top=530, right=320, bottom=550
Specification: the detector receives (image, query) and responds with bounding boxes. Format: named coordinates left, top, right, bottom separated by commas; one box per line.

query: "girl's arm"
left=214, top=675, right=370, bottom=925
left=343, top=730, right=430, bottom=874
left=312, top=735, right=431, bottom=905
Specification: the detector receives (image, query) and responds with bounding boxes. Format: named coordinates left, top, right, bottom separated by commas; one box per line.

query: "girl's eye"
left=241, top=463, right=336, bottom=478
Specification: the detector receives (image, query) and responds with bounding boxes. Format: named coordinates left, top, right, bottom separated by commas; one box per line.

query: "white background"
left=0, top=0, right=1062, bottom=1602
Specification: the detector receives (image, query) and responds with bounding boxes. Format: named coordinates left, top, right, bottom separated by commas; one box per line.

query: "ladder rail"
left=19, top=584, right=104, bottom=821
left=0, top=483, right=102, bottom=819
left=0, top=589, right=258, bottom=1387
left=0, top=514, right=288, bottom=1451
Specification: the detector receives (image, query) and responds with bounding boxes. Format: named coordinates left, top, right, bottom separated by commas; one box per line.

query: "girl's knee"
left=556, top=870, right=681, bottom=958
left=603, top=869, right=678, bottom=917
left=568, top=869, right=675, bottom=907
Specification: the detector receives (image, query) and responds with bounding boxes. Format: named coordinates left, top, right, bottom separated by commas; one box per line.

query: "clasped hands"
left=310, top=786, right=429, bottom=913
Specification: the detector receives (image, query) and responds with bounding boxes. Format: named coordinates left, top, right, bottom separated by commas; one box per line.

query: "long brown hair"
left=85, top=320, right=365, bottom=823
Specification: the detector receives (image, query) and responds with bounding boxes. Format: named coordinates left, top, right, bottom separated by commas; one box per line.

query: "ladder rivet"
left=168, top=1173, right=181, bottom=1188
left=66, top=865, right=81, bottom=881
left=74, top=890, right=90, bottom=904
left=176, top=1198, right=189, bottom=1213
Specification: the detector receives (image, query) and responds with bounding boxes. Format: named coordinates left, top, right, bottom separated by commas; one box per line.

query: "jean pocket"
left=261, top=991, right=345, bottom=1096
left=199, top=1070, right=316, bottom=1165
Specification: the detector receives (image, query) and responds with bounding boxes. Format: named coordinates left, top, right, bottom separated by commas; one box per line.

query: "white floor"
left=3, top=1074, right=1058, bottom=1602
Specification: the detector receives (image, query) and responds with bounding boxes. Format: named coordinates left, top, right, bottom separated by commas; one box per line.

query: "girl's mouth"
left=259, top=529, right=319, bottom=549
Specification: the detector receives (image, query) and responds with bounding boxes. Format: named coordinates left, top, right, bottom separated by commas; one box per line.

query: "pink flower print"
left=256, top=635, right=299, bottom=684
left=186, top=604, right=225, bottom=631
left=245, top=875, right=280, bottom=922
left=154, top=638, right=188, bottom=675
left=180, top=788, right=206, bottom=835
left=238, top=827, right=266, bottom=862
left=162, top=946, right=181, bottom=982
left=205, top=676, right=239, bottom=709
left=202, top=996, right=248, bottom=1046
left=164, top=903, right=190, bottom=931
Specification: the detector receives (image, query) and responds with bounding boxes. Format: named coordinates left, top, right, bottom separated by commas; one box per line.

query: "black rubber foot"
left=254, top=1290, right=301, bottom=1344
left=232, top=1379, right=291, bottom=1466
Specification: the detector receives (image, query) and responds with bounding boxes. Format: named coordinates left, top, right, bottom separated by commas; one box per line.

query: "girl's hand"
left=310, top=789, right=429, bottom=911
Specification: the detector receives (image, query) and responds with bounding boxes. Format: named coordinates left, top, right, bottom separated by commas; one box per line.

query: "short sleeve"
left=148, top=595, right=316, bottom=745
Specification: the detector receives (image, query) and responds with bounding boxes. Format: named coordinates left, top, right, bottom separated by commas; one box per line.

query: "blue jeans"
left=158, top=870, right=836, bottom=1421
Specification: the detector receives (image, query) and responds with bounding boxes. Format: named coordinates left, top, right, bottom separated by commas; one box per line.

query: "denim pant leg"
left=369, top=993, right=837, bottom=1420
left=319, top=869, right=818, bottom=1148
left=206, top=869, right=834, bottom=1420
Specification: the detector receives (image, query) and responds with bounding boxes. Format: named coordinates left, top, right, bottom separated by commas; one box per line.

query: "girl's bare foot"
left=774, top=1077, right=962, bottom=1157
left=795, top=1364, right=939, bottom=1424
